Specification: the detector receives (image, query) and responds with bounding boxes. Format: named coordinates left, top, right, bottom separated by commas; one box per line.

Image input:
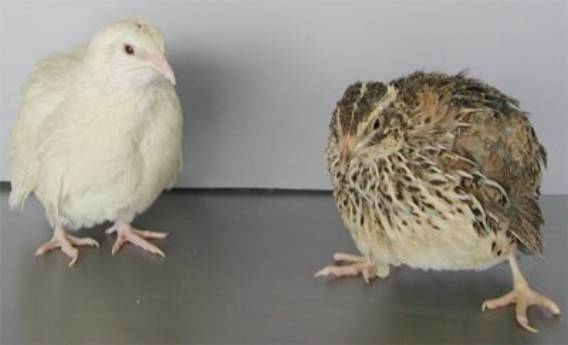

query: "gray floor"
left=0, top=185, right=567, bottom=345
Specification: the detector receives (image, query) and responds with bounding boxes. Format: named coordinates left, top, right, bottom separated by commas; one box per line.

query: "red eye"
left=124, top=44, right=134, bottom=55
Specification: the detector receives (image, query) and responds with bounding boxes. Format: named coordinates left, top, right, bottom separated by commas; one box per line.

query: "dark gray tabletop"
left=1, top=185, right=567, bottom=344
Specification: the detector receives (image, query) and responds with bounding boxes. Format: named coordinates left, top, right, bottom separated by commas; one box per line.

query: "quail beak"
left=149, top=53, right=176, bottom=85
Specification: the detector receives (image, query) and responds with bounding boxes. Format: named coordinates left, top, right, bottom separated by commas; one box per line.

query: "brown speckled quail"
left=315, top=71, right=560, bottom=332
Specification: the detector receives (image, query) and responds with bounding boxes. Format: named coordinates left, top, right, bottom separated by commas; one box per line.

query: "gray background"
left=0, top=0, right=567, bottom=193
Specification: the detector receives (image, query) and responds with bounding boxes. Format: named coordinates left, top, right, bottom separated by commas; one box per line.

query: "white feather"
left=9, top=20, right=182, bottom=230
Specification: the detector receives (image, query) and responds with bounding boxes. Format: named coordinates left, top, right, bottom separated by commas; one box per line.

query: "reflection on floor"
left=1, top=186, right=566, bottom=344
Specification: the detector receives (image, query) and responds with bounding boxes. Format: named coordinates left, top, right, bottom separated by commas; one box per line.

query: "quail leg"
left=482, top=251, right=561, bottom=332
left=105, top=221, right=168, bottom=257
left=314, top=252, right=378, bottom=284
left=35, top=226, right=99, bottom=266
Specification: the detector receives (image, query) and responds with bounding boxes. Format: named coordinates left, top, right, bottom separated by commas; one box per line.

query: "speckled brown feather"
left=328, top=71, right=546, bottom=268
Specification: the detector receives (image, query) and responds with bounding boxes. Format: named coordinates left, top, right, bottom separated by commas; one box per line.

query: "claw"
left=35, top=227, right=99, bottom=266
left=107, top=222, right=167, bottom=257
left=482, top=250, right=561, bottom=332
left=314, top=253, right=377, bottom=283
left=333, top=252, right=366, bottom=263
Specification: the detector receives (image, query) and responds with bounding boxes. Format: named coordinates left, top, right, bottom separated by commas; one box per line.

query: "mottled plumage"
left=317, top=71, right=559, bottom=332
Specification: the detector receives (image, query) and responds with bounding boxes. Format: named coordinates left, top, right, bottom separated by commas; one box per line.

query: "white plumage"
left=9, top=20, right=182, bottom=265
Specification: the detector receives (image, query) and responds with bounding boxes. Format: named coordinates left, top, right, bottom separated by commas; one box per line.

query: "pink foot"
left=35, top=227, right=99, bottom=266
left=482, top=250, right=561, bottom=333
left=314, top=252, right=377, bottom=284
left=482, top=286, right=561, bottom=333
left=105, top=222, right=168, bottom=257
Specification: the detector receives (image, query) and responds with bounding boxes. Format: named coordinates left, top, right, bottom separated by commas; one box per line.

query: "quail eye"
left=373, top=119, right=381, bottom=130
left=124, top=44, right=134, bottom=55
